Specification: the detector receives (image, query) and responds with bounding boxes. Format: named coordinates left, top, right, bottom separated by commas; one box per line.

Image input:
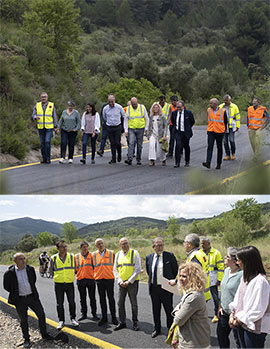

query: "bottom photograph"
left=0, top=195, right=270, bottom=349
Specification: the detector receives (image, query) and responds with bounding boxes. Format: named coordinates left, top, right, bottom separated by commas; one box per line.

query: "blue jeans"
left=99, top=124, right=108, bottom=153
left=38, top=129, right=53, bottom=161
left=128, top=128, right=144, bottom=162
left=210, top=285, right=220, bottom=316
left=224, top=129, right=236, bottom=156
left=217, top=312, right=240, bottom=348
left=82, top=133, right=97, bottom=160
left=237, top=324, right=267, bottom=348
left=60, top=130, right=77, bottom=159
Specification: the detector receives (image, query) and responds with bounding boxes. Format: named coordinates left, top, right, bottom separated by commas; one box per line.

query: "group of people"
left=33, top=92, right=269, bottom=168
left=3, top=234, right=270, bottom=348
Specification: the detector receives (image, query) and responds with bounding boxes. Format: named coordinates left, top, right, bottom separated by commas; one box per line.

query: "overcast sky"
left=0, top=195, right=269, bottom=224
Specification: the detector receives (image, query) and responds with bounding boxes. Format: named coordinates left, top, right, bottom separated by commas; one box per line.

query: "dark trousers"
left=61, top=130, right=77, bottom=159
left=206, top=132, right=224, bottom=166
left=96, top=278, right=116, bottom=320
left=99, top=124, right=108, bottom=153
left=224, top=129, right=236, bottom=156
left=118, top=280, right=139, bottom=324
left=168, top=125, right=175, bottom=156
left=82, top=133, right=97, bottom=160
left=107, top=124, right=122, bottom=161
left=150, top=284, right=173, bottom=331
left=210, top=285, right=220, bottom=316
left=77, top=278, right=97, bottom=317
left=54, top=282, right=76, bottom=321
left=38, top=128, right=53, bottom=161
left=217, top=312, right=240, bottom=348
left=16, top=294, right=47, bottom=340
left=175, top=131, right=190, bottom=165
left=237, top=324, right=267, bottom=348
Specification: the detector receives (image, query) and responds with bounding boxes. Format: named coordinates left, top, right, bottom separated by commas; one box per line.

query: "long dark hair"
left=86, top=103, right=96, bottom=115
left=237, top=246, right=266, bottom=283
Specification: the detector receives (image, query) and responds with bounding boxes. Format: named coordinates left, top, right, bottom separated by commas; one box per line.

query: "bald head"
left=119, top=237, right=129, bottom=253
left=131, top=97, right=138, bottom=109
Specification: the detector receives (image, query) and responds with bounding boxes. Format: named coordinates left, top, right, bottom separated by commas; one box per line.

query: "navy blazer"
left=171, top=109, right=195, bottom=139
left=146, top=251, right=178, bottom=292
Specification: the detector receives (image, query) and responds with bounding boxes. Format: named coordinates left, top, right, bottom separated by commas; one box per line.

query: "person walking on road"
left=32, top=92, right=58, bottom=164
left=167, top=95, right=178, bottom=158
left=220, top=95, right=241, bottom=161
left=49, top=240, right=79, bottom=330
left=203, top=98, right=227, bottom=170
left=113, top=237, right=141, bottom=331
left=200, top=237, right=224, bottom=323
left=58, top=101, right=80, bottom=164
left=247, top=97, right=269, bottom=161
left=3, top=253, right=53, bottom=348
left=102, top=94, right=125, bottom=164
left=124, top=97, right=149, bottom=165
left=75, top=241, right=98, bottom=321
left=80, top=103, right=100, bottom=165
left=146, top=237, right=178, bottom=338
left=92, top=238, right=118, bottom=326
left=158, top=95, right=170, bottom=121
left=171, top=100, right=195, bottom=168
left=97, top=103, right=109, bottom=157
left=148, top=102, right=167, bottom=166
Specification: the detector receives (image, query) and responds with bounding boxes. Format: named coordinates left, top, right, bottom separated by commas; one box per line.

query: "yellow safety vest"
left=201, top=247, right=224, bottom=284
left=187, top=249, right=211, bottom=301
left=36, top=102, right=54, bottom=129
left=126, top=104, right=146, bottom=129
left=219, top=102, right=240, bottom=129
left=52, top=253, right=75, bottom=283
left=161, top=103, right=170, bottom=120
left=115, top=249, right=140, bottom=281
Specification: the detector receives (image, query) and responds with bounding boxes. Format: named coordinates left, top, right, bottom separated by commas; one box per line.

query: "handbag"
left=159, top=138, right=168, bottom=153
left=165, top=322, right=178, bottom=346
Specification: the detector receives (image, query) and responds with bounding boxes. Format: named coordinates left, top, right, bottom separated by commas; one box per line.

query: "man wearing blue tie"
left=146, top=238, right=178, bottom=338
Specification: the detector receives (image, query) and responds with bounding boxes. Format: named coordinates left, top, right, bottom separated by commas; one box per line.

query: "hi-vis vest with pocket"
left=187, top=249, right=211, bottom=301
left=202, top=247, right=224, bottom=283
left=248, top=105, right=267, bottom=130
left=219, top=102, right=240, bottom=129
left=169, top=104, right=178, bottom=125
left=207, top=107, right=226, bottom=133
left=115, top=249, right=140, bottom=281
left=75, top=252, right=94, bottom=280
left=92, top=249, right=114, bottom=280
left=52, top=253, right=75, bottom=283
left=36, top=102, right=54, bottom=129
left=126, top=104, right=146, bottom=129
left=161, top=102, right=170, bottom=120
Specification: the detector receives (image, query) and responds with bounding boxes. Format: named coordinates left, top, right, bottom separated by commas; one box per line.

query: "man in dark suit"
left=171, top=100, right=195, bottom=167
left=3, top=253, right=53, bottom=348
left=146, top=237, right=178, bottom=338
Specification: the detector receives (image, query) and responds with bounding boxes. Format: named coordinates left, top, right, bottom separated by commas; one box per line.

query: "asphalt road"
left=2, top=126, right=269, bottom=194
left=2, top=265, right=264, bottom=348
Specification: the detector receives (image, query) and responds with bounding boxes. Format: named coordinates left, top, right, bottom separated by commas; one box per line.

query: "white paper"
left=210, top=270, right=218, bottom=286
left=161, top=276, right=180, bottom=295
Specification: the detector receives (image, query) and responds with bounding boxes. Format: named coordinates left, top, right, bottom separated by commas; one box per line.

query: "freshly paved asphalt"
left=3, top=265, right=266, bottom=348
left=2, top=126, right=269, bottom=194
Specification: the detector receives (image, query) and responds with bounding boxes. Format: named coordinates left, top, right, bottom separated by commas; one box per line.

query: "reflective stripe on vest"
left=219, top=103, right=241, bottom=129
left=36, top=102, right=54, bottom=129
left=162, top=103, right=170, bottom=119
left=248, top=106, right=267, bottom=130
left=75, top=253, right=94, bottom=280
left=207, top=108, right=225, bottom=133
left=116, top=249, right=140, bottom=281
left=52, top=253, right=75, bottom=283
left=127, top=104, right=146, bottom=129
left=92, top=249, right=115, bottom=280
left=204, top=248, right=224, bottom=282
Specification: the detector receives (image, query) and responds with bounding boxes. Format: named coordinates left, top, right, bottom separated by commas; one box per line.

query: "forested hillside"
left=1, top=0, right=269, bottom=161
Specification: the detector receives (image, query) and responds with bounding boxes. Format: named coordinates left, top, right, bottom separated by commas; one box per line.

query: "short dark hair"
left=170, top=95, right=178, bottom=102
left=86, top=102, right=96, bottom=115
left=253, top=97, right=260, bottom=104
left=178, top=100, right=185, bottom=107
left=159, top=95, right=166, bottom=100
left=56, top=240, right=66, bottom=248
left=80, top=241, right=89, bottom=248
left=237, top=246, right=266, bottom=283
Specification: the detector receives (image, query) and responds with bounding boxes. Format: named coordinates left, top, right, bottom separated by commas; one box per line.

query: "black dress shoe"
left=117, top=154, right=122, bottom=162
left=111, top=317, right=118, bottom=325
left=24, top=339, right=31, bottom=348
left=174, top=164, right=180, bottom=168
left=108, top=160, right=116, bottom=164
left=92, top=315, right=100, bottom=321
left=151, top=330, right=161, bottom=338
left=114, top=323, right=126, bottom=331
left=137, top=161, right=142, bottom=165
left=97, top=151, right=103, bottom=157
left=98, top=318, right=108, bottom=326
left=80, top=159, right=86, bottom=164
left=46, top=160, right=51, bottom=164
left=125, top=159, right=132, bottom=165
left=133, top=323, right=139, bottom=331
left=202, top=162, right=210, bottom=169
left=42, top=333, right=54, bottom=340
left=184, top=162, right=190, bottom=167
left=40, top=160, right=46, bottom=164
left=216, top=164, right=221, bottom=169
left=78, top=315, right=87, bottom=321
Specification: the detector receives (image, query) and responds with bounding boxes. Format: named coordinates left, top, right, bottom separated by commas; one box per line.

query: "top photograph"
left=1, top=0, right=269, bottom=194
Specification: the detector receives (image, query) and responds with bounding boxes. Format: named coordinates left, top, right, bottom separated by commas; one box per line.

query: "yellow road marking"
left=185, top=159, right=270, bottom=195
left=0, top=296, right=120, bottom=348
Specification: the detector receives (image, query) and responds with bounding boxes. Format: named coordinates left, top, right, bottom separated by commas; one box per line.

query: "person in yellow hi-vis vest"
left=124, top=97, right=149, bottom=165
left=32, top=92, right=58, bottom=164
left=200, top=237, right=224, bottom=324
left=48, top=240, right=79, bottom=330
left=113, top=237, right=141, bottom=332
left=159, top=96, right=170, bottom=121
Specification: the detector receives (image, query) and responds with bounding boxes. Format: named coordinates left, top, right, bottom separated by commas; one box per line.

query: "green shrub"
left=222, top=217, right=250, bottom=247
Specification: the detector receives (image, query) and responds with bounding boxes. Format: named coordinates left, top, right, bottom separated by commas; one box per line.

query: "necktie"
left=153, top=255, right=160, bottom=285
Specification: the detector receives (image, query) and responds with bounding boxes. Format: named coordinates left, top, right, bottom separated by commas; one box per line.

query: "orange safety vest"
left=248, top=105, right=267, bottom=130
left=169, top=105, right=178, bottom=125
left=207, top=107, right=226, bottom=133
left=92, top=249, right=115, bottom=280
left=75, top=252, right=94, bottom=280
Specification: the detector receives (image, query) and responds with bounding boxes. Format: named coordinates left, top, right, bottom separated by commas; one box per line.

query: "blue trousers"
left=127, top=128, right=144, bottom=162
left=237, top=324, right=267, bottom=348
left=82, top=133, right=97, bottom=160
left=210, top=285, right=220, bottom=316
left=38, top=129, right=53, bottom=161
left=99, top=124, right=108, bottom=153
left=224, top=129, right=236, bottom=156
left=217, top=312, right=240, bottom=348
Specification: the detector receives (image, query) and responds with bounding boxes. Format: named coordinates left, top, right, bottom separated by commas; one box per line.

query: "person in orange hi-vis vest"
left=75, top=241, right=98, bottom=322
left=202, top=98, right=227, bottom=170
left=92, top=238, right=118, bottom=326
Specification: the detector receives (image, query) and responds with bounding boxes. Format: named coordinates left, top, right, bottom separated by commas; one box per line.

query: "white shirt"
left=176, top=111, right=184, bottom=131
left=15, top=266, right=32, bottom=296
left=152, top=115, right=159, bottom=137
left=151, top=252, right=163, bottom=285
left=113, top=249, right=141, bottom=284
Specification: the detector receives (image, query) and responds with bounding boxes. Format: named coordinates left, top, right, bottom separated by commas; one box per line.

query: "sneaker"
left=223, top=155, right=231, bottom=160
left=212, top=315, right=219, bottom=323
left=91, top=160, right=95, bottom=164
left=202, top=162, right=210, bottom=169
left=80, top=159, right=86, bottom=164
left=68, top=159, right=73, bottom=164
left=137, top=161, right=142, bottom=165
left=57, top=321, right=64, bottom=330
left=59, top=158, right=65, bottom=164
left=71, top=319, right=79, bottom=327
left=162, top=160, right=166, bottom=166
left=125, top=159, right=132, bottom=165
left=231, top=154, right=236, bottom=160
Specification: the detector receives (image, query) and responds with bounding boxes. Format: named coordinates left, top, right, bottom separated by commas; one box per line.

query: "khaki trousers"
left=248, top=128, right=263, bottom=160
